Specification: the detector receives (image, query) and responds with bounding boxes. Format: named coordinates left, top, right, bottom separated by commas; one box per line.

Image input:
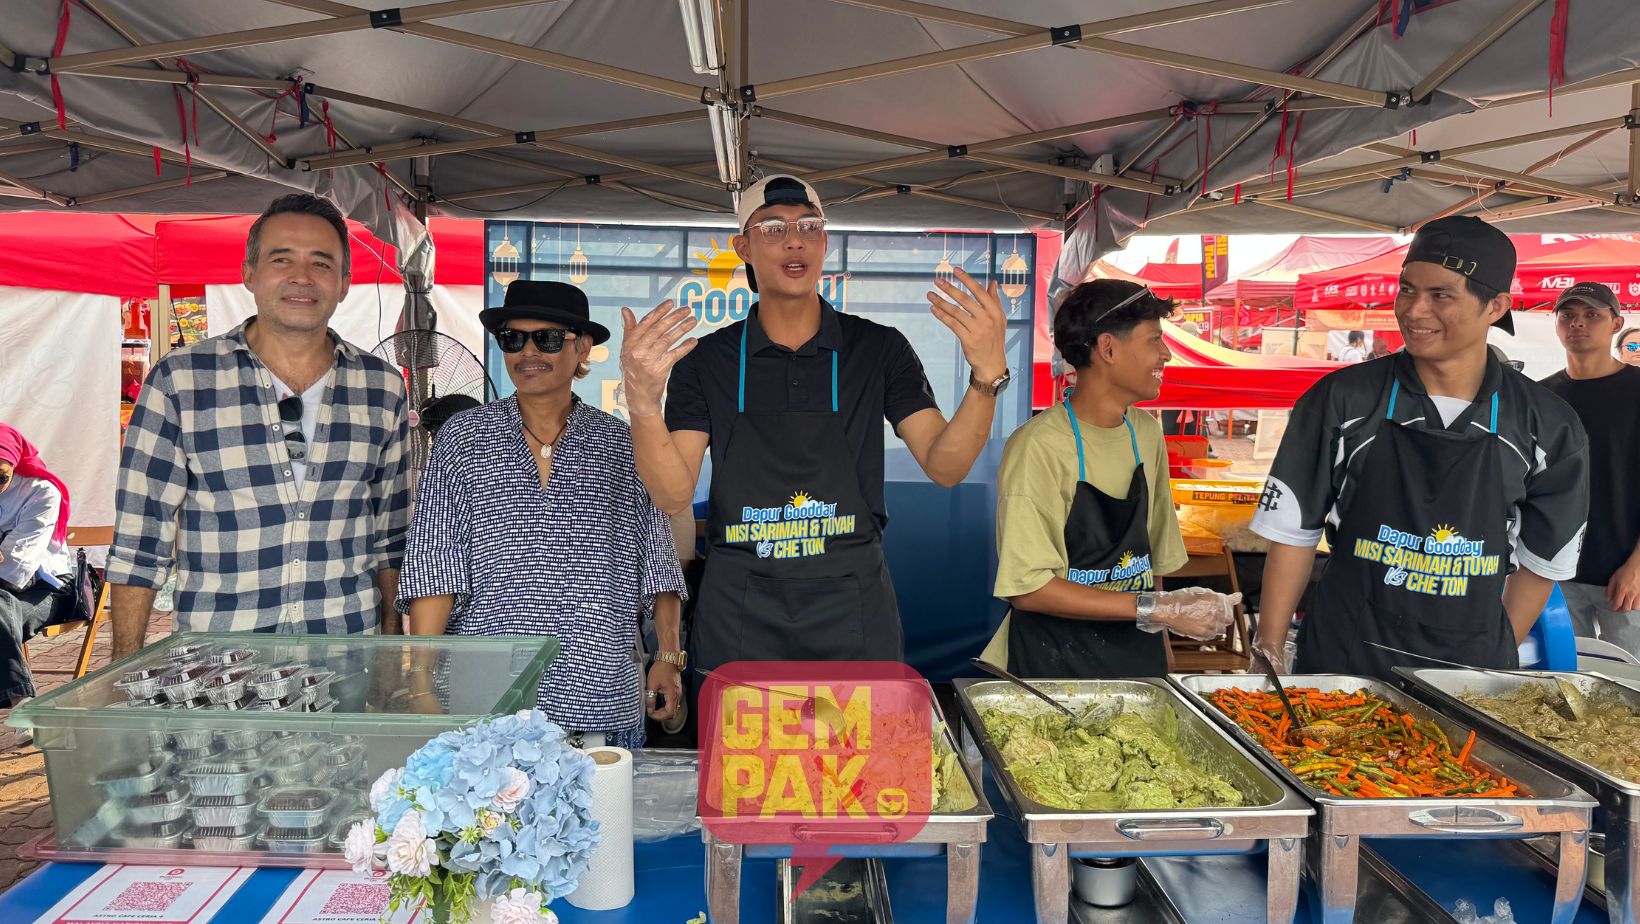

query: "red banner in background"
left=1200, top=235, right=1229, bottom=296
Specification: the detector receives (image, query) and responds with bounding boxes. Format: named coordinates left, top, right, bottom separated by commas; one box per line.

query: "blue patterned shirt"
left=397, top=396, right=686, bottom=731
left=108, top=321, right=410, bottom=634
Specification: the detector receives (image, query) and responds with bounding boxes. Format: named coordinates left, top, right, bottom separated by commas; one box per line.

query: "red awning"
left=1206, top=236, right=1402, bottom=304
left=153, top=215, right=483, bottom=286
left=1132, top=262, right=1204, bottom=300
left=1139, top=366, right=1335, bottom=410
left=0, top=212, right=160, bottom=297
left=1297, top=235, right=1640, bottom=310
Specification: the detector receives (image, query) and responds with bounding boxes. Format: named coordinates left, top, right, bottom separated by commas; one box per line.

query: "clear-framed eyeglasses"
left=745, top=216, right=826, bottom=243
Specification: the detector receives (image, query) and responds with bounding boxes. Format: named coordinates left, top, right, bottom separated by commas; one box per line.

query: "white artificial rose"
left=489, top=888, right=549, bottom=924
left=342, top=821, right=380, bottom=875
left=478, top=810, right=502, bottom=835
left=369, top=767, right=404, bottom=811
left=383, top=810, right=440, bottom=879
left=492, top=766, right=531, bottom=813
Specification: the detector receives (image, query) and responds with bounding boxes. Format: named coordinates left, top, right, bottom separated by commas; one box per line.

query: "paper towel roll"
left=567, top=746, right=635, bottom=910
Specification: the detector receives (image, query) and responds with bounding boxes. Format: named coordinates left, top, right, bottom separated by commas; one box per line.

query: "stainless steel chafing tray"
left=702, top=681, right=992, bottom=924
left=1397, top=667, right=1640, bottom=924
left=954, top=678, right=1313, bottom=924
left=1170, top=672, right=1596, bottom=924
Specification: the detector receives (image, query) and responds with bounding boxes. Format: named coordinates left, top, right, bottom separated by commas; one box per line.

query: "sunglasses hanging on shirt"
left=494, top=328, right=580, bottom=354
left=278, top=395, right=306, bottom=461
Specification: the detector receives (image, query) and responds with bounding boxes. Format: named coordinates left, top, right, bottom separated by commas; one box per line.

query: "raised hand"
left=927, top=267, right=1008, bottom=385
left=619, top=300, right=699, bottom=417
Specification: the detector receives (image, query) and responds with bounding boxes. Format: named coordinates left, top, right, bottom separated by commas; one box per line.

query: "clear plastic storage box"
left=7, top=632, right=558, bottom=867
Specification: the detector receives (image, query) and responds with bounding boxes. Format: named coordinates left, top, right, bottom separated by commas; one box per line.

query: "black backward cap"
left=1405, top=216, right=1516, bottom=334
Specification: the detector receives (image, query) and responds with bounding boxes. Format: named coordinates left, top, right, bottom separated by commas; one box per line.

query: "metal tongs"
left=969, top=658, right=1123, bottom=732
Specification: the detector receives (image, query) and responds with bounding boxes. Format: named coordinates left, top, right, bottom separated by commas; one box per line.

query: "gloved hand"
left=1135, top=587, right=1242, bottom=641
left=1251, top=634, right=1291, bottom=673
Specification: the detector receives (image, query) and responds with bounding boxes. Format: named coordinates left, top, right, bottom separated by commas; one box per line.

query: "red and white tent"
left=1206, top=236, right=1402, bottom=304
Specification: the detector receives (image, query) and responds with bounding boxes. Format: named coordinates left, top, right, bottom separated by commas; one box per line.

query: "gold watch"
left=969, top=368, right=1012, bottom=397
left=655, top=650, right=688, bottom=670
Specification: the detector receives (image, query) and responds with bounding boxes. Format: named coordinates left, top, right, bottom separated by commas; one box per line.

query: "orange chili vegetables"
left=1206, top=686, right=1519, bottom=799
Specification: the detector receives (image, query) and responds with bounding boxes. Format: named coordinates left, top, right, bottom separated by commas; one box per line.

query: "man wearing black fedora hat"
left=398, top=279, right=688, bottom=749
left=1250, top=216, right=1590, bottom=680
left=617, top=174, right=1011, bottom=676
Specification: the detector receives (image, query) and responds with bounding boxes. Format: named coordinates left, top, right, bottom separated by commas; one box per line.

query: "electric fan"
left=370, top=330, right=492, bottom=476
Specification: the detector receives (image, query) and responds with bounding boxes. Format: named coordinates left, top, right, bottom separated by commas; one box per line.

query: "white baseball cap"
left=736, top=174, right=824, bottom=231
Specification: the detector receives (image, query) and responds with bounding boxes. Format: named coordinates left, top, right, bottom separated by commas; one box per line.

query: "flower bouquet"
left=345, top=709, right=602, bottom=924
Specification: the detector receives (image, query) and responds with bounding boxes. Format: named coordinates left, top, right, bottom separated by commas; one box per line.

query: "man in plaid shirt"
left=108, top=195, right=410, bottom=657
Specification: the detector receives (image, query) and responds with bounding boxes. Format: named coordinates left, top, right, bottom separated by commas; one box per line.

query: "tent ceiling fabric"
left=0, top=0, right=1637, bottom=265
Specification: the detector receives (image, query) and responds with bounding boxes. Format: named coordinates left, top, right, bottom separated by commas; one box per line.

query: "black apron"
left=690, top=324, right=901, bottom=673
left=1007, top=404, right=1165, bottom=678
left=1297, top=381, right=1517, bottom=680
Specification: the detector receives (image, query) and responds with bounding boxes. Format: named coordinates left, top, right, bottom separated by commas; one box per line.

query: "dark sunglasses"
left=277, top=395, right=306, bottom=461
left=1082, top=286, right=1155, bottom=347
left=494, top=328, right=580, bottom=354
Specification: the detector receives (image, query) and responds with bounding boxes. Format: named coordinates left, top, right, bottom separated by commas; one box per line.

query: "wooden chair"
left=1161, top=547, right=1253, bottom=673
left=22, top=526, right=115, bottom=680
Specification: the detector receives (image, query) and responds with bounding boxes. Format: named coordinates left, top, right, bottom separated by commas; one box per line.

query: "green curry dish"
left=931, top=721, right=979, bottom=814
left=980, top=704, right=1246, bottom=812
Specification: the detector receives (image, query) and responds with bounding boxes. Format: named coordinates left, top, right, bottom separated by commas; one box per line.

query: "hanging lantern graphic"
left=1000, top=248, right=1029, bottom=299
left=569, top=226, right=590, bottom=284
left=935, top=234, right=956, bottom=283
left=491, top=239, right=520, bottom=287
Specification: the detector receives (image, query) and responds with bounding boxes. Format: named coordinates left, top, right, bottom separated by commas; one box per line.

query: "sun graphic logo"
left=790, top=491, right=813, bottom=509
left=1117, top=551, right=1136, bottom=570
left=1429, top=525, right=1461, bottom=543
left=680, top=238, right=753, bottom=327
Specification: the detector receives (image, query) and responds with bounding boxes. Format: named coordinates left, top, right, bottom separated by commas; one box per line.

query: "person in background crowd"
left=1542, top=283, right=1640, bottom=655
left=620, top=174, right=1009, bottom=677
left=0, top=424, right=75, bottom=708
left=1339, top=330, right=1368, bottom=363
left=108, top=194, right=410, bottom=657
left=983, top=280, right=1238, bottom=677
left=399, top=281, right=686, bottom=748
left=1250, top=216, right=1589, bottom=680
left=1370, top=335, right=1392, bottom=360
left=1618, top=326, right=1640, bottom=366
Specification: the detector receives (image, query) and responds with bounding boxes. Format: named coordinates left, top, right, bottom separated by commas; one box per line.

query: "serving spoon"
left=969, top=658, right=1123, bottom=732
left=1249, top=648, right=1353, bottom=748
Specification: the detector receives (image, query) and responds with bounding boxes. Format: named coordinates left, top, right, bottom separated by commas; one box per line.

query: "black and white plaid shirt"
left=108, top=320, right=410, bottom=634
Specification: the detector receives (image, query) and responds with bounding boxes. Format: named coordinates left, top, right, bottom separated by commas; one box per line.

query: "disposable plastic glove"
left=1135, top=587, right=1241, bottom=641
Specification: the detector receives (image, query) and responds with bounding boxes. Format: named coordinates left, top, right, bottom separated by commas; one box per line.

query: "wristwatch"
left=655, top=650, right=688, bottom=670
left=969, top=368, right=1012, bottom=397
left=1135, top=593, right=1157, bottom=620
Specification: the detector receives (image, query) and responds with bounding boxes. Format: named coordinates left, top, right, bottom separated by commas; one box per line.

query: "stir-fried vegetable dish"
left=1208, top=687, right=1519, bottom=798
left=1460, top=683, right=1640, bottom=784
left=980, top=705, right=1245, bottom=811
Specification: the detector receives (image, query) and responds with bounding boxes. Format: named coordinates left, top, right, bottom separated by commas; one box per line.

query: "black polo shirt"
left=1249, top=350, right=1590, bottom=580
left=664, top=299, right=939, bottom=529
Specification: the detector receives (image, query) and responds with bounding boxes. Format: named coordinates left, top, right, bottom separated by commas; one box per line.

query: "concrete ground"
left=0, top=609, right=172, bottom=894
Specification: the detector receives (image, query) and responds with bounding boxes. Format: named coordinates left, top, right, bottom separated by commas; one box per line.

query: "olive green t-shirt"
left=993, top=404, right=1188, bottom=600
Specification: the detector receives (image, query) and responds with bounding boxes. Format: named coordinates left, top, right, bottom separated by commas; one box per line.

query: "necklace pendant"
left=540, top=444, right=553, bottom=461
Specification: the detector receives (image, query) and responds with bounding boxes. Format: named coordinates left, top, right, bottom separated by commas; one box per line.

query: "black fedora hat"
left=479, top=280, right=610, bottom=344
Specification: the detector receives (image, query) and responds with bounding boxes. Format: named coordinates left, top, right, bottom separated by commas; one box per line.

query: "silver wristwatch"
left=1135, top=593, right=1157, bottom=620
left=969, top=368, right=1012, bottom=397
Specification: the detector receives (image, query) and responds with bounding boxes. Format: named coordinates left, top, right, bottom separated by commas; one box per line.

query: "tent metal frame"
left=2, top=0, right=1640, bottom=240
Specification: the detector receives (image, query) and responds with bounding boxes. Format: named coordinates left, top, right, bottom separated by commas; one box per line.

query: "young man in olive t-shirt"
left=1542, top=282, right=1640, bottom=656
left=982, top=280, right=1239, bottom=677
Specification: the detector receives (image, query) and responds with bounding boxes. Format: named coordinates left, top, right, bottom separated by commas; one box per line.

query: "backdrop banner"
left=0, top=287, right=120, bottom=533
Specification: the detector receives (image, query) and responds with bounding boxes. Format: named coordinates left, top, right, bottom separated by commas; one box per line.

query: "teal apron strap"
left=1387, top=377, right=1500, bottom=431
left=739, top=320, right=842, bottom=413
left=738, top=323, right=748, bottom=413
left=1065, top=403, right=1087, bottom=483
left=1123, top=412, right=1140, bottom=466
left=1489, top=392, right=1498, bottom=433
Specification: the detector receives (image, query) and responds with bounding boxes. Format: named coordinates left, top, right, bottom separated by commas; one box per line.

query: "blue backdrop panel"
left=483, top=222, right=1035, bottom=681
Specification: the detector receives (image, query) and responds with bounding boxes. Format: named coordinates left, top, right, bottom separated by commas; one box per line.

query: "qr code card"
left=33, top=865, right=254, bottom=924
left=257, top=869, right=424, bottom=924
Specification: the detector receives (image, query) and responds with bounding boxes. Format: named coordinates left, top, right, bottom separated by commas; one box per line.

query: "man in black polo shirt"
left=1248, top=217, right=1589, bottom=679
left=619, top=174, right=1009, bottom=673
left=1542, top=282, right=1640, bottom=655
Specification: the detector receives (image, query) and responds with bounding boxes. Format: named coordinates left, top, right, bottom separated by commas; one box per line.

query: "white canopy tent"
left=0, top=0, right=1635, bottom=287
